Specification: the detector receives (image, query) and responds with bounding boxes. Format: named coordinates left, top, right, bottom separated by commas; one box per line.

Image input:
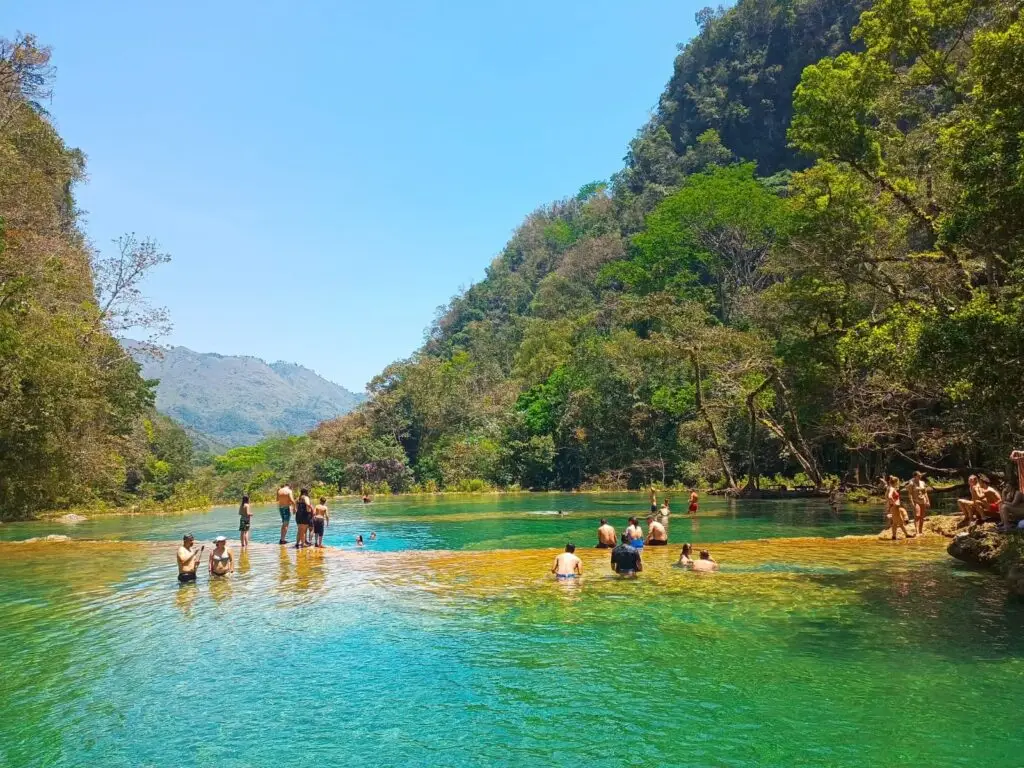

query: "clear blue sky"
left=9, top=1, right=700, bottom=391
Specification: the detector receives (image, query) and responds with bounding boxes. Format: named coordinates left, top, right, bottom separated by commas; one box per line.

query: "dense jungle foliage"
left=218, top=0, right=1024, bottom=498
left=0, top=35, right=202, bottom=519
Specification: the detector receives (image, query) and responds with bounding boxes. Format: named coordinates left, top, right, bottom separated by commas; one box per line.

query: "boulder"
left=57, top=513, right=87, bottom=523
left=946, top=523, right=1004, bottom=568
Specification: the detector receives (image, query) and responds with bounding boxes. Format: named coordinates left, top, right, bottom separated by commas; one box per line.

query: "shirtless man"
left=957, top=475, right=984, bottom=524
left=977, top=476, right=1002, bottom=522
left=596, top=519, right=616, bottom=549
left=691, top=549, right=719, bottom=572
left=176, top=533, right=202, bottom=583
left=688, top=490, right=699, bottom=515
left=276, top=483, right=296, bottom=545
left=551, top=543, right=583, bottom=579
left=646, top=515, right=668, bottom=545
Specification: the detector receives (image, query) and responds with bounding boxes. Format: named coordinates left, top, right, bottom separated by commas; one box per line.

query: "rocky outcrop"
left=947, top=523, right=1005, bottom=568
left=57, top=513, right=87, bottom=523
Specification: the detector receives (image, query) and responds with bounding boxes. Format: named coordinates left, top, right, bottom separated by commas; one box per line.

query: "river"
left=2, top=494, right=1022, bottom=766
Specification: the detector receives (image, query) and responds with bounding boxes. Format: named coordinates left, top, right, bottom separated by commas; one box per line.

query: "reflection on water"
left=1, top=529, right=1023, bottom=766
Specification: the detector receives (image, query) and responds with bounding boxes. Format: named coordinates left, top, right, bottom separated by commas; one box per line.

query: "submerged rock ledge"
left=914, top=514, right=1024, bottom=596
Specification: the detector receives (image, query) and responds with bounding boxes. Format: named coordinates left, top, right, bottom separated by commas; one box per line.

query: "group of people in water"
left=552, top=488, right=716, bottom=579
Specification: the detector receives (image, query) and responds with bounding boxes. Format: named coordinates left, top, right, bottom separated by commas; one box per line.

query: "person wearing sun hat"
left=208, top=535, right=234, bottom=577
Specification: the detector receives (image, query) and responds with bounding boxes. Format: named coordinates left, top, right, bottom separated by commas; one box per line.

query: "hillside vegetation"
left=129, top=342, right=365, bottom=447
left=219, top=0, right=1024, bottom=497
left=0, top=35, right=200, bottom=519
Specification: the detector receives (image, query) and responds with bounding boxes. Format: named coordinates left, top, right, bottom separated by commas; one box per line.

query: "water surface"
left=2, top=495, right=1022, bottom=767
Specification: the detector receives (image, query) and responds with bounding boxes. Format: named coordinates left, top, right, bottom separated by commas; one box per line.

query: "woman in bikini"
left=888, top=476, right=914, bottom=540
left=209, top=536, right=234, bottom=576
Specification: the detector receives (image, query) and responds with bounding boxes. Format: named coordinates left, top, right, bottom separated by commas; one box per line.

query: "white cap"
left=214, top=535, right=227, bottom=543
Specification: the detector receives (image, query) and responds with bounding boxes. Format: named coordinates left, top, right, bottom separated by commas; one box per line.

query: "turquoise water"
left=0, top=493, right=886, bottom=548
left=2, top=495, right=1023, bottom=767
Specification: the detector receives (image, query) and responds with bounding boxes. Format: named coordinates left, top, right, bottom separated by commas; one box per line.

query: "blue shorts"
left=279, top=506, right=291, bottom=523
left=630, top=539, right=644, bottom=549
left=555, top=573, right=578, bottom=579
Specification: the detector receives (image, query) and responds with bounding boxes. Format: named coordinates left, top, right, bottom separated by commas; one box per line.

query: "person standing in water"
left=355, top=534, right=365, bottom=547
left=646, top=515, right=668, bottom=545
left=238, top=495, right=252, bottom=549
left=659, top=497, right=671, bottom=520
left=649, top=486, right=658, bottom=516
left=209, top=536, right=234, bottom=576
left=276, top=483, right=296, bottom=545
left=887, top=476, right=915, bottom=540
left=312, top=497, right=329, bottom=548
left=294, top=488, right=313, bottom=548
left=688, top=489, right=699, bottom=514
left=596, top=519, right=616, bottom=549
left=611, top=532, right=642, bottom=577
left=176, top=533, right=203, bottom=583
left=551, top=543, right=583, bottom=579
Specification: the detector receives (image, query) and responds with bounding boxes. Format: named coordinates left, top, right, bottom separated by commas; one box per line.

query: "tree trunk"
left=744, top=377, right=774, bottom=492
left=772, top=375, right=823, bottom=487
left=692, top=354, right=737, bottom=489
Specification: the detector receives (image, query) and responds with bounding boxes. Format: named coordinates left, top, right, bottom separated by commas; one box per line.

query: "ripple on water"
left=1, top=534, right=1023, bottom=767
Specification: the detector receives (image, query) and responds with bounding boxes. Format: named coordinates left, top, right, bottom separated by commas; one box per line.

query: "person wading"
left=552, top=543, right=582, bottom=579
left=611, top=533, right=642, bottom=577
left=176, top=533, right=203, bottom=583
left=596, top=519, right=616, bottom=549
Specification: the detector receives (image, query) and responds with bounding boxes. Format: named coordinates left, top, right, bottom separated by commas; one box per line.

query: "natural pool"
left=2, top=494, right=1023, bottom=767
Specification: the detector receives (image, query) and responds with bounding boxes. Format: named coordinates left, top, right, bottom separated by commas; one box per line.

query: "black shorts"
left=313, top=518, right=325, bottom=536
left=596, top=543, right=611, bottom=549
left=297, top=512, right=312, bottom=526
left=177, top=571, right=196, bottom=583
left=647, top=540, right=668, bottom=546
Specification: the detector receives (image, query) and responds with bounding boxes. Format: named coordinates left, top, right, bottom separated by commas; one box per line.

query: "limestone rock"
left=946, top=523, right=1004, bottom=568
left=57, top=513, right=87, bottom=523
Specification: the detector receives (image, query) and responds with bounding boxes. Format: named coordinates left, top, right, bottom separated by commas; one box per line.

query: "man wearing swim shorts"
left=611, top=533, right=642, bottom=577
left=276, top=483, right=295, bottom=545
left=552, top=543, right=582, bottom=579
left=646, top=516, right=668, bottom=545
left=978, top=476, right=1002, bottom=522
left=596, top=519, right=616, bottom=548
left=176, top=533, right=201, bottom=583
left=688, top=490, right=699, bottom=514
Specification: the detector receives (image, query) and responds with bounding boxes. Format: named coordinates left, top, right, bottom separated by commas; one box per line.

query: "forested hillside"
left=224, top=0, right=1022, bottom=499
left=128, top=343, right=365, bottom=447
left=0, top=35, right=199, bottom=519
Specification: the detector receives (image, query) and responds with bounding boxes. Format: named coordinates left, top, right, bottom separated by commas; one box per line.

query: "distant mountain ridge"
left=125, top=342, right=366, bottom=448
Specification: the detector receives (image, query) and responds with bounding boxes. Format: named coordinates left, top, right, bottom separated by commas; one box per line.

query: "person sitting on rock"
left=957, top=475, right=985, bottom=525
left=976, top=476, right=1002, bottom=523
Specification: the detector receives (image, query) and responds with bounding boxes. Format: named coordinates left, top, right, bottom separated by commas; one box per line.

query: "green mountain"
left=127, top=342, right=365, bottom=447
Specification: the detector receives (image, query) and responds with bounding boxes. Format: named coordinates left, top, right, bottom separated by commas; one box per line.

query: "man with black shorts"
left=276, top=483, right=295, bottom=545
left=176, top=533, right=202, bottom=583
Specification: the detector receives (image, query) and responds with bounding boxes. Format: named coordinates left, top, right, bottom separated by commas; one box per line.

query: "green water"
left=2, top=495, right=1023, bottom=767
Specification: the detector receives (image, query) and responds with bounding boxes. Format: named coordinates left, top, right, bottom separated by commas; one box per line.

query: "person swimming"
left=369, top=532, right=377, bottom=541
left=355, top=535, right=364, bottom=547
left=552, top=543, right=582, bottom=579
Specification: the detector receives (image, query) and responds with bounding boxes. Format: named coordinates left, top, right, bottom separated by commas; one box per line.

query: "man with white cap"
left=209, top=536, right=234, bottom=577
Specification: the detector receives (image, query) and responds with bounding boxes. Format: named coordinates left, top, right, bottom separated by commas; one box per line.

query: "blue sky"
left=9, top=1, right=700, bottom=391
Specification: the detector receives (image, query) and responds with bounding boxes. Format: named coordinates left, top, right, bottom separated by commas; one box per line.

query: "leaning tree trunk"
left=692, top=354, right=737, bottom=490
left=772, top=374, right=823, bottom=487
left=744, top=376, right=774, bottom=492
